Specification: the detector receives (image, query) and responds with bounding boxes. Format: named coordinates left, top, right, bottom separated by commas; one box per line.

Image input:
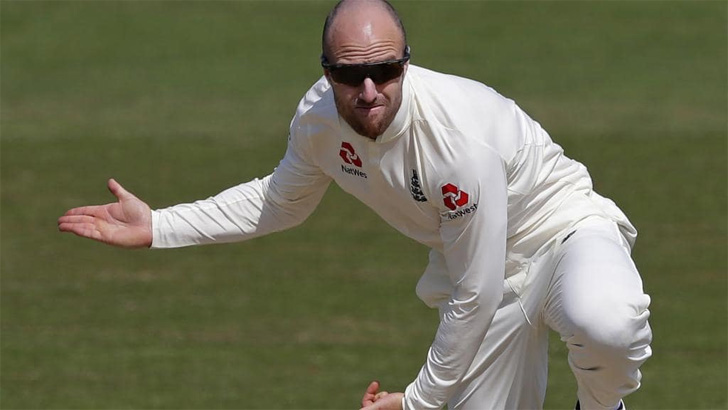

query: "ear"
left=323, top=68, right=331, bottom=80
left=320, top=52, right=332, bottom=81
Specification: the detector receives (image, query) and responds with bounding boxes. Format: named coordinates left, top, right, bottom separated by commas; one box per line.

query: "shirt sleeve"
left=404, top=144, right=508, bottom=409
left=151, top=130, right=331, bottom=248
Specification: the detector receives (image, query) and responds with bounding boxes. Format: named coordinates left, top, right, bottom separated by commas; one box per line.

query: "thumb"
left=362, top=380, right=380, bottom=407
left=107, top=178, right=134, bottom=201
left=366, top=380, right=380, bottom=396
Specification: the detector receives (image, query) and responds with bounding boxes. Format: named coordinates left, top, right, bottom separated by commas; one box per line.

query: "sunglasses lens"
left=330, top=62, right=404, bottom=86
left=370, top=64, right=404, bottom=84
left=331, top=66, right=367, bottom=86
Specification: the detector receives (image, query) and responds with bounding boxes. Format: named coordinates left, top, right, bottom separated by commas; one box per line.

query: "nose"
left=358, top=77, right=378, bottom=104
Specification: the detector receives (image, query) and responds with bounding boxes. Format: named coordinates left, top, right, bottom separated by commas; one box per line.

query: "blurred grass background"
left=1, top=1, right=725, bottom=409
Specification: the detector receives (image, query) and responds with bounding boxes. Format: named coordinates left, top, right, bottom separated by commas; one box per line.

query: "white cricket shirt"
left=151, top=65, right=636, bottom=409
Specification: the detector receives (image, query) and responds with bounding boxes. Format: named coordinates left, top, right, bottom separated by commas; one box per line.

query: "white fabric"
left=151, top=66, right=647, bottom=409
left=441, top=217, right=651, bottom=410
left=544, top=218, right=652, bottom=410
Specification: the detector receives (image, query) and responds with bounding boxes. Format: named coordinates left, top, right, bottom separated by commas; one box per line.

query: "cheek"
left=332, top=84, right=359, bottom=102
left=378, top=82, right=402, bottom=102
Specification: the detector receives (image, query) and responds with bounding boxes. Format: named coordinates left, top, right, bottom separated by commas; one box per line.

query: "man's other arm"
left=403, top=145, right=508, bottom=409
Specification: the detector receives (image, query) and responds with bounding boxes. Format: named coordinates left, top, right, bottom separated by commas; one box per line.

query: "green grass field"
left=2, top=1, right=726, bottom=409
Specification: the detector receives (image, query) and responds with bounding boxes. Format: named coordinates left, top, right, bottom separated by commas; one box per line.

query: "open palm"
left=58, top=179, right=153, bottom=248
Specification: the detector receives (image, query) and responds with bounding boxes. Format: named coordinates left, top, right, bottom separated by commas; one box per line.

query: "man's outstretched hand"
left=58, top=179, right=153, bottom=248
left=361, top=381, right=404, bottom=410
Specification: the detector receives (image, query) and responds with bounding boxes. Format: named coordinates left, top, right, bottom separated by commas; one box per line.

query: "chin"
left=345, top=117, right=383, bottom=139
left=354, top=127, right=381, bottom=139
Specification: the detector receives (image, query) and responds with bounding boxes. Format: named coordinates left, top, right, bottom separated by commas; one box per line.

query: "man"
left=58, top=1, right=652, bottom=409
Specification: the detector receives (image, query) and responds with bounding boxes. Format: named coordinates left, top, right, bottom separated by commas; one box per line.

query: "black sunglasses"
left=321, top=46, right=410, bottom=86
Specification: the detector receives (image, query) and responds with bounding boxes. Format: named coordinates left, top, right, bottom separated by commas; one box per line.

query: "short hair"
left=321, top=0, right=407, bottom=62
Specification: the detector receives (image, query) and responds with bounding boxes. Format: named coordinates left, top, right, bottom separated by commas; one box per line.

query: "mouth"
left=355, top=105, right=384, bottom=114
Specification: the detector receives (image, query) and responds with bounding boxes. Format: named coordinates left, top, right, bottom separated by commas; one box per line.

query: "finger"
left=58, top=215, right=96, bottom=225
left=64, top=204, right=110, bottom=218
left=361, top=393, right=403, bottom=410
left=362, top=380, right=380, bottom=407
left=366, top=381, right=380, bottom=395
left=58, top=222, right=103, bottom=241
left=108, top=178, right=134, bottom=201
left=375, top=391, right=389, bottom=400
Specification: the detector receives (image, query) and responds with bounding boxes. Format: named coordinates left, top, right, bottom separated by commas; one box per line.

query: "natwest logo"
left=339, top=141, right=367, bottom=179
left=339, top=142, right=362, bottom=167
left=442, top=183, right=469, bottom=210
left=441, top=183, right=478, bottom=220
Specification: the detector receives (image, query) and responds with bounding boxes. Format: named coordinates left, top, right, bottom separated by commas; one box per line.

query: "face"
left=324, top=18, right=408, bottom=139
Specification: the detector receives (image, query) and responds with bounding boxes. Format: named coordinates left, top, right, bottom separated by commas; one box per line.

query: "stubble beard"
left=335, top=92, right=402, bottom=140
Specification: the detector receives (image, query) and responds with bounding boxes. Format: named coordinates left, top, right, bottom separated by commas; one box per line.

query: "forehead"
left=327, top=4, right=405, bottom=55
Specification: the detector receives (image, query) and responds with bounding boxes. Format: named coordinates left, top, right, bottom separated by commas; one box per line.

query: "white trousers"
left=448, top=218, right=653, bottom=410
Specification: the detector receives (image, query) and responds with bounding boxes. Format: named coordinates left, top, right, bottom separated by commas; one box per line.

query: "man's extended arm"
left=151, top=141, right=331, bottom=248
left=59, top=127, right=331, bottom=249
